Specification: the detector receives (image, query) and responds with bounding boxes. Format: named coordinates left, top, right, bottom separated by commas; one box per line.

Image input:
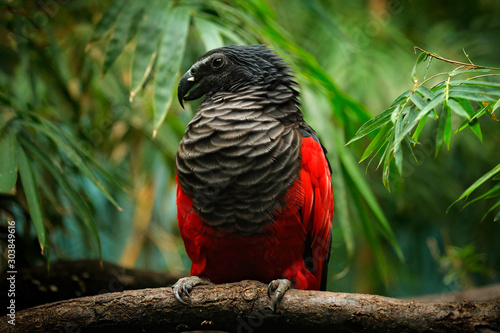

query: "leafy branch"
left=348, top=47, right=500, bottom=221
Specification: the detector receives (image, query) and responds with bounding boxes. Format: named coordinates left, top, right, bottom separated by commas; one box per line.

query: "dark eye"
left=212, top=57, right=224, bottom=69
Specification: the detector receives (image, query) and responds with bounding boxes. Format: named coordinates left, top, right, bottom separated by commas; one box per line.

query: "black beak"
left=177, top=71, right=196, bottom=109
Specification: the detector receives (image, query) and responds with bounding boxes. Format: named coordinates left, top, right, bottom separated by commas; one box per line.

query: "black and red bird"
left=173, top=45, right=333, bottom=308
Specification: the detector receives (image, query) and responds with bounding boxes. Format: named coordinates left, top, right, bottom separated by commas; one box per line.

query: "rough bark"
left=0, top=259, right=181, bottom=314
left=1, top=280, right=499, bottom=333
left=409, top=283, right=500, bottom=303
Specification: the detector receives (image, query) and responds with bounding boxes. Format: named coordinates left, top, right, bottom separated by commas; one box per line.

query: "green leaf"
left=450, top=163, right=500, bottom=209
left=409, top=91, right=427, bottom=110
left=411, top=114, right=428, bottom=143
left=329, top=131, right=354, bottom=258
left=0, top=132, right=18, bottom=194
left=92, top=0, right=129, bottom=40
left=20, top=137, right=102, bottom=258
left=35, top=116, right=126, bottom=191
left=390, top=104, right=401, bottom=124
left=411, top=51, right=428, bottom=82
left=21, top=121, right=122, bottom=211
left=457, top=99, right=483, bottom=141
left=450, top=79, right=500, bottom=88
left=393, top=109, right=405, bottom=175
left=154, top=5, right=190, bottom=131
left=102, top=1, right=146, bottom=75
left=491, top=97, right=500, bottom=114
left=481, top=198, right=500, bottom=222
left=463, top=184, right=500, bottom=208
left=449, top=84, right=500, bottom=97
left=448, top=69, right=492, bottom=77
left=389, top=89, right=412, bottom=108
left=131, top=0, right=171, bottom=95
left=448, top=90, right=497, bottom=103
left=416, top=85, right=436, bottom=100
left=469, top=118, right=483, bottom=141
left=444, top=105, right=452, bottom=150
left=347, top=107, right=393, bottom=144
left=396, top=93, right=445, bottom=146
left=194, top=17, right=224, bottom=51
left=18, top=143, right=47, bottom=254
left=448, top=98, right=471, bottom=120
left=441, top=106, right=451, bottom=150
left=341, top=132, right=403, bottom=260
left=216, top=23, right=247, bottom=45
left=435, top=104, right=450, bottom=156
left=360, top=123, right=392, bottom=162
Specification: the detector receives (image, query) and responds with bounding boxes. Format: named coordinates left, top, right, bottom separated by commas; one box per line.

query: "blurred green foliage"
left=0, top=0, right=499, bottom=297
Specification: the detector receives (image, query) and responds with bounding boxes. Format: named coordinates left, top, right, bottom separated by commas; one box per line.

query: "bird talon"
left=267, top=279, right=292, bottom=311
left=182, top=284, right=191, bottom=297
left=172, top=276, right=211, bottom=305
left=174, top=290, right=188, bottom=304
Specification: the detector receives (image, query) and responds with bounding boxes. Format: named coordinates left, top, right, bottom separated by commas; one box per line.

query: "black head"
left=177, top=44, right=293, bottom=108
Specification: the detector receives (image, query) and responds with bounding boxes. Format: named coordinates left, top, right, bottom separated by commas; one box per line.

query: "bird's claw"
left=267, top=278, right=291, bottom=311
left=172, top=276, right=211, bottom=304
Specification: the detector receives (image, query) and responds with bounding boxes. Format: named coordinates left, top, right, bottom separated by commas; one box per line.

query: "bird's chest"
left=176, top=109, right=301, bottom=232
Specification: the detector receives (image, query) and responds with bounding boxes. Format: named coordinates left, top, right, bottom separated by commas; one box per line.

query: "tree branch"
left=2, top=280, right=499, bottom=333
left=0, top=259, right=182, bottom=314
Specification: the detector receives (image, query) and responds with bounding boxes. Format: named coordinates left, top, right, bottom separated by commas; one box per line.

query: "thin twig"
left=414, top=46, right=499, bottom=70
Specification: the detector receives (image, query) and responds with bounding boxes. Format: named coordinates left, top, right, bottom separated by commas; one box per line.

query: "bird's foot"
left=172, top=276, right=212, bottom=304
left=267, top=278, right=291, bottom=311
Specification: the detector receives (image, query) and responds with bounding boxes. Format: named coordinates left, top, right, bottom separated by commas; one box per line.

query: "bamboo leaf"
left=411, top=51, right=428, bottom=82
left=457, top=99, right=483, bottom=140
left=448, top=90, right=497, bottom=103
left=154, top=6, right=191, bottom=130
left=194, top=17, right=224, bottom=51
left=20, top=137, right=102, bottom=258
left=360, top=123, right=391, bottom=162
left=102, top=1, right=146, bottom=75
left=131, top=0, right=170, bottom=95
left=339, top=131, right=403, bottom=261
left=217, top=23, right=247, bottom=44
left=435, top=104, right=449, bottom=156
left=448, top=98, right=471, bottom=120
left=448, top=69, right=492, bottom=77
left=463, top=184, right=500, bottom=208
left=409, top=91, right=427, bottom=110
left=329, top=131, right=354, bottom=258
left=389, top=89, right=412, bottom=108
left=449, top=84, right=500, bottom=97
left=450, top=79, right=500, bottom=88
left=92, top=0, right=129, bottom=40
left=469, top=118, right=483, bottom=141
left=0, top=132, right=18, bottom=194
left=492, top=97, right=500, bottom=113
left=35, top=116, right=126, bottom=191
left=416, top=85, right=436, bottom=100
left=21, top=121, right=122, bottom=211
left=450, top=163, right=500, bottom=209
left=347, top=107, right=393, bottom=144
left=17, top=143, right=47, bottom=254
left=393, top=109, right=405, bottom=175
left=411, top=114, right=429, bottom=143
left=481, top=197, right=500, bottom=222
left=444, top=105, right=452, bottom=150
left=390, top=104, right=401, bottom=124
left=396, top=93, right=445, bottom=145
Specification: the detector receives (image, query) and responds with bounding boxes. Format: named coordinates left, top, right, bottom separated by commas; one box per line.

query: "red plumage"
left=177, top=135, right=333, bottom=290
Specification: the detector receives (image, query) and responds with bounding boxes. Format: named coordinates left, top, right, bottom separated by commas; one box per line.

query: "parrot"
left=173, top=44, right=333, bottom=310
